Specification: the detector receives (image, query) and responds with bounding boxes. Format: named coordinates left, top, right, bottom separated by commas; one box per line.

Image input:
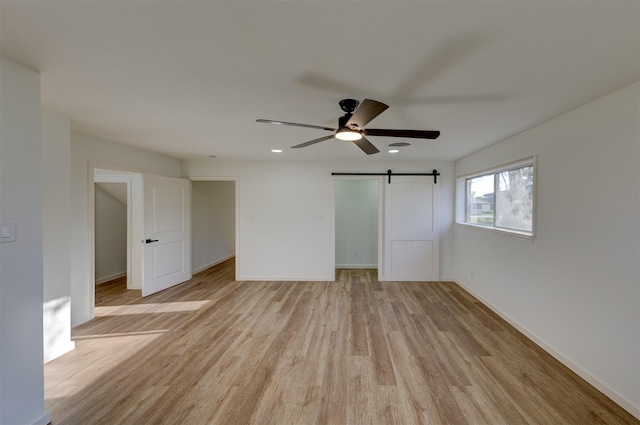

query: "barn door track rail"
left=332, top=169, right=440, bottom=184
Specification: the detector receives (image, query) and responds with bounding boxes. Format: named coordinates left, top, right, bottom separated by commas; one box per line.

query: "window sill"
left=456, top=222, right=534, bottom=241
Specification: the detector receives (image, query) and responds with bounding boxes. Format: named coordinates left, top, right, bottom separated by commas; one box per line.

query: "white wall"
left=191, top=181, right=236, bottom=273
left=454, top=81, right=640, bottom=416
left=335, top=179, right=379, bottom=268
left=42, top=110, right=75, bottom=364
left=94, top=183, right=127, bottom=283
left=183, top=159, right=455, bottom=280
left=70, top=133, right=181, bottom=326
left=0, top=57, right=51, bottom=425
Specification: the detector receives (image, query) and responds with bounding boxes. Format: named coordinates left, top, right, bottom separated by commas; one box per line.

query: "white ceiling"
left=1, top=1, right=638, bottom=162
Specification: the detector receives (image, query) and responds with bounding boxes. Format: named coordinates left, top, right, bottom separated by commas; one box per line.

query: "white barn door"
left=142, top=174, right=191, bottom=296
left=383, top=176, right=439, bottom=281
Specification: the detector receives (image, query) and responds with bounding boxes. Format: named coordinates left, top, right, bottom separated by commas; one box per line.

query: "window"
left=459, top=158, right=535, bottom=238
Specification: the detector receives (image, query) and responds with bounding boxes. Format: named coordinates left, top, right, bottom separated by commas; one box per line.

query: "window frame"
left=456, top=156, right=536, bottom=240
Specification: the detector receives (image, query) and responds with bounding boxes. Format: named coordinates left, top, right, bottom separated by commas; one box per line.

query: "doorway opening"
left=190, top=179, right=237, bottom=277
left=334, top=178, right=382, bottom=274
left=94, top=181, right=127, bottom=286
left=93, top=168, right=143, bottom=308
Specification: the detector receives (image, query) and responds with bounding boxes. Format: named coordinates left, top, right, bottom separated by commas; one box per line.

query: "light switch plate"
left=0, top=222, right=16, bottom=243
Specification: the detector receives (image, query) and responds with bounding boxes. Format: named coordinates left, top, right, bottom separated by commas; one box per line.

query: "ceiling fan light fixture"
left=335, top=128, right=362, bottom=141
left=257, top=98, right=439, bottom=155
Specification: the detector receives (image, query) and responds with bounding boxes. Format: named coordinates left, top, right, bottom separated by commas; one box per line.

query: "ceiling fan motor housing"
left=339, top=98, right=359, bottom=113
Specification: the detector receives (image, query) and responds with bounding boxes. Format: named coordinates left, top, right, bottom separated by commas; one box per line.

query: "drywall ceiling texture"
left=0, top=1, right=638, bottom=161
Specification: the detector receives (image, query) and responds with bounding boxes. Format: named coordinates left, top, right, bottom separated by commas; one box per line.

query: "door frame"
left=331, top=176, right=385, bottom=281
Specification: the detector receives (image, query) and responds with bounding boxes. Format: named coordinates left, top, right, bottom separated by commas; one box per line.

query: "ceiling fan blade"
left=352, top=136, right=379, bottom=155
left=256, top=119, right=335, bottom=132
left=364, top=129, right=440, bottom=139
left=291, top=135, right=335, bottom=149
left=345, top=99, right=389, bottom=129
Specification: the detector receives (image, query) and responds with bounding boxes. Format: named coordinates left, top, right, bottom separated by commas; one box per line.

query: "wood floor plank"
left=315, top=330, right=349, bottom=425
left=45, top=260, right=640, bottom=425
left=368, top=310, right=397, bottom=385
left=346, top=356, right=378, bottom=425
left=384, top=331, right=435, bottom=424
left=450, top=385, right=511, bottom=425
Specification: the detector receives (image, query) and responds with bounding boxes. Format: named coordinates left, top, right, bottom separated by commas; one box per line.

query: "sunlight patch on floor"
left=73, top=330, right=168, bottom=340
left=95, top=300, right=212, bottom=317
left=45, top=330, right=167, bottom=400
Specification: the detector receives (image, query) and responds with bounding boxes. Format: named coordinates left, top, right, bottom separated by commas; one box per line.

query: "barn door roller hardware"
left=332, top=169, right=440, bottom=184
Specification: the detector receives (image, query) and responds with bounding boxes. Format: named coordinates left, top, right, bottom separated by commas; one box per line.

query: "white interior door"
left=383, top=176, right=439, bottom=281
left=142, top=174, right=191, bottom=296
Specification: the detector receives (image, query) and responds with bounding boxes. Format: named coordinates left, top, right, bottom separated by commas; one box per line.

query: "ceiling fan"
left=256, top=99, right=440, bottom=155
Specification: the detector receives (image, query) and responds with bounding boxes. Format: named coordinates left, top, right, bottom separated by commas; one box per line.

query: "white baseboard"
left=26, top=411, right=51, bottom=425
left=237, top=275, right=332, bottom=282
left=95, top=271, right=126, bottom=284
left=335, top=264, right=377, bottom=269
left=193, top=254, right=235, bottom=274
left=454, top=278, right=640, bottom=420
left=44, top=340, right=76, bottom=364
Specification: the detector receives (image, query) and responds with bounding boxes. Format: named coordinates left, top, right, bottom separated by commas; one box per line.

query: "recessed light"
left=389, top=149, right=400, bottom=153
left=271, top=149, right=283, bottom=153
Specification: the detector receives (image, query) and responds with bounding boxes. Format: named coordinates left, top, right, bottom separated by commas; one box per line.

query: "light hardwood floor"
left=45, top=259, right=639, bottom=424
